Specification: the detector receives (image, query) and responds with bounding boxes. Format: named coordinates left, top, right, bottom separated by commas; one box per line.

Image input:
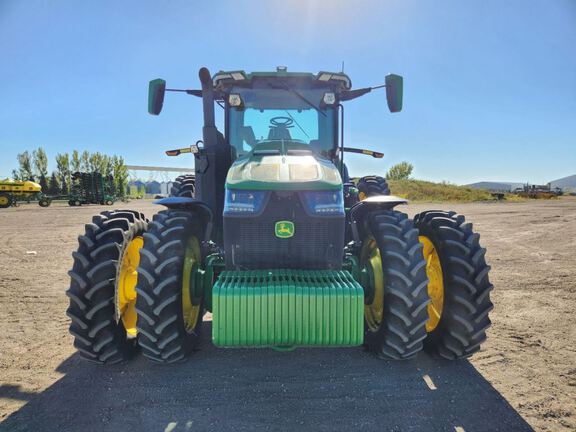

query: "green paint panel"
left=212, top=270, right=364, bottom=348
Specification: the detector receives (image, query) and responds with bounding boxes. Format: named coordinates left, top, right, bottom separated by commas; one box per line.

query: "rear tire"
left=414, top=211, right=493, bottom=359
left=357, top=175, right=390, bottom=199
left=361, top=210, right=430, bottom=359
left=66, top=210, right=148, bottom=363
left=170, top=175, right=196, bottom=198
left=136, top=210, right=204, bottom=363
left=38, top=198, right=51, bottom=207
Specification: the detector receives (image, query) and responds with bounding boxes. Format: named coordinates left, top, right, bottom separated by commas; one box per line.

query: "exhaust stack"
left=194, top=67, right=231, bottom=243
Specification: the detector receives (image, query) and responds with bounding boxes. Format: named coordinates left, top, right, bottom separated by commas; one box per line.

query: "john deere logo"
left=275, top=221, right=295, bottom=238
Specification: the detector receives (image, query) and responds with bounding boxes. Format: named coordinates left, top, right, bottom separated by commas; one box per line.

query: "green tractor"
left=66, top=67, right=493, bottom=364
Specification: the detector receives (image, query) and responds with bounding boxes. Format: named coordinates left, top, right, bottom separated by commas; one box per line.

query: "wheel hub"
left=419, top=235, right=444, bottom=332
left=361, top=238, right=384, bottom=332
left=117, top=236, right=143, bottom=337
left=182, top=237, right=202, bottom=333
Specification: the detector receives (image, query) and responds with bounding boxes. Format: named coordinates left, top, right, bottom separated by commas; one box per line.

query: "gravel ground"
left=0, top=198, right=574, bottom=431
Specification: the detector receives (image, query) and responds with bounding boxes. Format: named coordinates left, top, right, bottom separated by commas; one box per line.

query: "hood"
left=226, top=141, right=342, bottom=191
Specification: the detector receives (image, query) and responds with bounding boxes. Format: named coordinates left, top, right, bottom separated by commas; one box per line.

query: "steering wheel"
left=270, top=116, right=294, bottom=127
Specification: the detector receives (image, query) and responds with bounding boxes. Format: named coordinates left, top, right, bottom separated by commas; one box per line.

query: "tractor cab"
left=214, top=69, right=348, bottom=163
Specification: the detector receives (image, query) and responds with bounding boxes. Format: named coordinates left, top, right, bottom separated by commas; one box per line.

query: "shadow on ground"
left=0, top=324, right=533, bottom=432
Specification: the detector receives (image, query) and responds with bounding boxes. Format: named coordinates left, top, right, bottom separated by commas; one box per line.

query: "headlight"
left=224, top=189, right=268, bottom=215
left=323, top=92, right=336, bottom=105
left=302, top=191, right=344, bottom=216
left=228, top=93, right=243, bottom=107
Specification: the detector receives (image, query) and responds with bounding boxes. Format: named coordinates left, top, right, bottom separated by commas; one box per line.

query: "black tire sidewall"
left=136, top=210, right=204, bottom=362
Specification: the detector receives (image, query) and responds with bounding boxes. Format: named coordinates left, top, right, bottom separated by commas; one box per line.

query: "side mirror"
left=385, top=74, right=403, bottom=113
left=148, top=79, right=166, bottom=115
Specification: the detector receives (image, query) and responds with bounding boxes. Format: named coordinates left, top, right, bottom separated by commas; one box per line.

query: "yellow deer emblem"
left=275, top=221, right=295, bottom=238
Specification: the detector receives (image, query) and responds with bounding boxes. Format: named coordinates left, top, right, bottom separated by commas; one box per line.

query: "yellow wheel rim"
left=117, top=236, right=143, bottom=337
left=362, top=238, right=385, bottom=331
left=358, top=191, right=367, bottom=201
left=0, top=196, right=9, bottom=205
left=420, top=236, right=444, bottom=332
left=182, top=237, right=201, bottom=333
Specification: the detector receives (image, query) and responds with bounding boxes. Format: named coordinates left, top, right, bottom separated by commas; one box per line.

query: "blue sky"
left=1, top=0, right=574, bottom=184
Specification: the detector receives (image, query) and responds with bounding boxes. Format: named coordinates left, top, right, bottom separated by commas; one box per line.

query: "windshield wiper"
left=273, top=81, right=327, bottom=117
left=284, top=110, right=310, bottom=139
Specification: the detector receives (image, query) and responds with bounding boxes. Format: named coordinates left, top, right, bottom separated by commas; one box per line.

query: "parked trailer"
left=0, top=180, right=43, bottom=208
left=67, top=172, right=116, bottom=206
left=1, top=172, right=117, bottom=209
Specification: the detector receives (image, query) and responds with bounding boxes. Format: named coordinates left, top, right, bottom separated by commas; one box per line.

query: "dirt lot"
left=0, top=198, right=574, bottom=431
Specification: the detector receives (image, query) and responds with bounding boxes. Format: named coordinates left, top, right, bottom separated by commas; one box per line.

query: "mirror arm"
left=166, top=89, right=225, bottom=99
left=340, top=83, right=388, bottom=102
left=342, top=147, right=384, bottom=158
left=165, top=88, right=203, bottom=97
left=340, top=87, right=371, bottom=101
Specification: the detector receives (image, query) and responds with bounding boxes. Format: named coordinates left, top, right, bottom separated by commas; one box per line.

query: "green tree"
left=129, top=184, right=138, bottom=197
left=71, top=149, right=81, bottom=173
left=386, top=161, right=414, bottom=180
left=33, top=147, right=49, bottom=179
left=89, top=152, right=112, bottom=174
left=17, top=151, right=34, bottom=181
left=38, top=175, right=49, bottom=193
left=55, top=153, right=71, bottom=194
left=112, top=156, right=128, bottom=198
left=80, top=150, right=90, bottom=171
left=11, top=169, right=20, bottom=181
left=89, top=152, right=100, bottom=172
left=48, top=172, right=61, bottom=195
left=103, top=155, right=113, bottom=176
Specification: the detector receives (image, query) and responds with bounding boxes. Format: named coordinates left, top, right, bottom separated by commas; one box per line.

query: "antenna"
left=341, top=61, right=345, bottom=73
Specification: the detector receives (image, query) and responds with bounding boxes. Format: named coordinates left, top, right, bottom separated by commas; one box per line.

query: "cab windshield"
left=228, top=87, right=336, bottom=158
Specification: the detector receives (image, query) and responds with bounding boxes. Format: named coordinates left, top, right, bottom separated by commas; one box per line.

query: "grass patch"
left=388, top=179, right=495, bottom=202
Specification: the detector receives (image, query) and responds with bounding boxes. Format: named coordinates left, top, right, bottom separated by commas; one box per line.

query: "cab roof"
left=213, top=67, right=352, bottom=92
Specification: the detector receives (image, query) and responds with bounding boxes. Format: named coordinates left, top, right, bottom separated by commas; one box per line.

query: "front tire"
left=136, top=210, right=204, bottom=363
left=414, top=211, right=493, bottom=359
left=361, top=210, right=430, bottom=359
left=66, top=210, right=148, bottom=363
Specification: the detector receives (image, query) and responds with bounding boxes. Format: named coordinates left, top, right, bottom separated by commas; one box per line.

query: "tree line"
left=11, top=148, right=128, bottom=197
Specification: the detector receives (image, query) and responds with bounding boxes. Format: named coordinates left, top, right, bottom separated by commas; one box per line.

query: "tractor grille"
left=224, top=192, right=345, bottom=270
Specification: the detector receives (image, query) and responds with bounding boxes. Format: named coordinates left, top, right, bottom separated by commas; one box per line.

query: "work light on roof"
left=213, top=71, right=247, bottom=85
left=316, top=72, right=352, bottom=89
left=230, top=72, right=246, bottom=81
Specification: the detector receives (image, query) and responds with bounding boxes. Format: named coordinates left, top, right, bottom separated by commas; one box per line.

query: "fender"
left=154, top=197, right=213, bottom=241
left=348, top=195, right=408, bottom=245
